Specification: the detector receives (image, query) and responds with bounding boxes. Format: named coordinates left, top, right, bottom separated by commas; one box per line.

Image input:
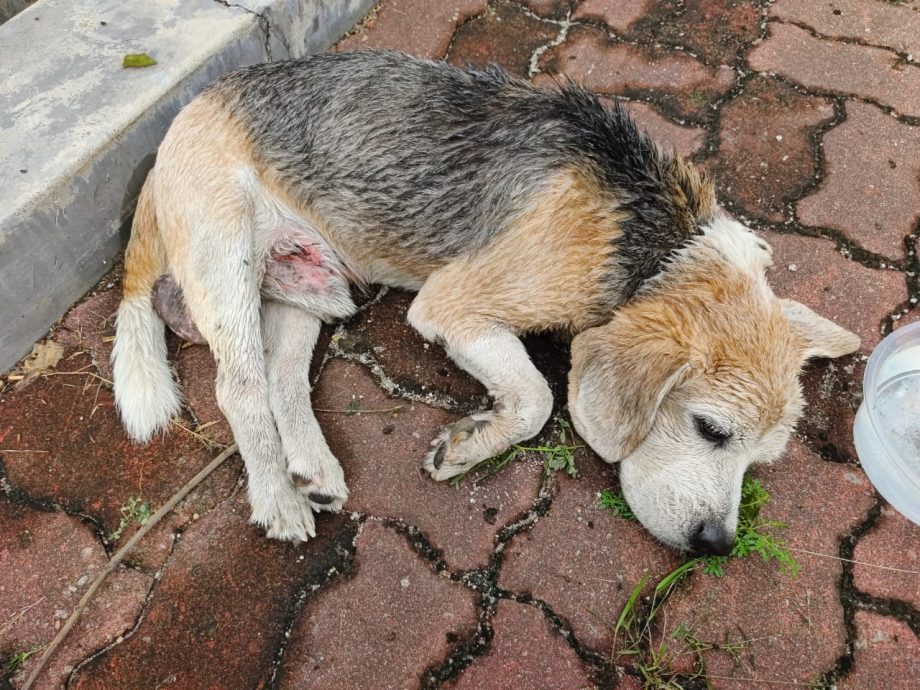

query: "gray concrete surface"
left=0, top=0, right=373, bottom=372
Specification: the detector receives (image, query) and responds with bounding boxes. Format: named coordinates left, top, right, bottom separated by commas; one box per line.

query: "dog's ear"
left=568, top=311, right=691, bottom=463
left=780, top=299, right=861, bottom=360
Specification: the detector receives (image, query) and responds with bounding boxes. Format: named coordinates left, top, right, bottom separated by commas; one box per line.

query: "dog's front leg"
left=408, top=296, right=553, bottom=481
left=262, top=301, right=348, bottom=512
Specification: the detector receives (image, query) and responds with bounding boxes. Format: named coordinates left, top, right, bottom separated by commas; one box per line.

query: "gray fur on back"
left=210, top=51, right=715, bottom=299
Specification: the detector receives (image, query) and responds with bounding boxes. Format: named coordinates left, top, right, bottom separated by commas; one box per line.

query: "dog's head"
left=568, top=218, right=859, bottom=554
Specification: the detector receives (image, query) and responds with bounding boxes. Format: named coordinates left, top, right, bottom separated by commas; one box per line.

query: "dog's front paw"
left=250, top=487, right=317, bottom=542
left=422, top=412, right=507, bottom=481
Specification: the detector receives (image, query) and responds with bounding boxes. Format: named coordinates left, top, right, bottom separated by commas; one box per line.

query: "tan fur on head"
left=568, top=223, right=859, bottom=551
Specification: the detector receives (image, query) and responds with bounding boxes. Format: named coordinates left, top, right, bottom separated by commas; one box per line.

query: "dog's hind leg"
left=408, top=288, right=554, bottom=481
left=180, top=227, right=316, bottom=542
left=262, top=301, right=348, bottom=512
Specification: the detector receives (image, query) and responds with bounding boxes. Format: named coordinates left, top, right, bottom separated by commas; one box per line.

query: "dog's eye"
left=694, top=416, right=731, bottom=446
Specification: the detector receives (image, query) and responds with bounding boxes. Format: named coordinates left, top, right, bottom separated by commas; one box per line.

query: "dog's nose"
left=690, top=519, right=734, bottom=556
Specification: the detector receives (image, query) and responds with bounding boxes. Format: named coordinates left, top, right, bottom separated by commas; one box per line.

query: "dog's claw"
left=308, top=492, right=336, bottom=505
left=293, top=474, right=349, bottom=513
left=432, top=442, right=446, bottom=469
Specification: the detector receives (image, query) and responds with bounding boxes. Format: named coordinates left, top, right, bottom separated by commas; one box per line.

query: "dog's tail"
left=112, top=169, right=182, bottom=442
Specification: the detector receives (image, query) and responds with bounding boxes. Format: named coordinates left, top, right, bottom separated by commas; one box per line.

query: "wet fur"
left=113, top=51, right=859, bottom=549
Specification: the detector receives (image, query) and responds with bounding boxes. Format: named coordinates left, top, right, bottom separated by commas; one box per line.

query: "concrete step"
left=0, top=0, right=372, bottom=372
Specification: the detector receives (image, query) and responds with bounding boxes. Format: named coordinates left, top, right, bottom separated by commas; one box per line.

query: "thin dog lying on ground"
left=112, top=51, right=859, bottom=555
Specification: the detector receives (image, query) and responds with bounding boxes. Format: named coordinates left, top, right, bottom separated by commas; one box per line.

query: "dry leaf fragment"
left=22, top=341, right=64, bottom=373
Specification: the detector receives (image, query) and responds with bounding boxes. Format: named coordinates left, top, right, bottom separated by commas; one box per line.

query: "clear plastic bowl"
left=853, top=322, right=920, bottom=526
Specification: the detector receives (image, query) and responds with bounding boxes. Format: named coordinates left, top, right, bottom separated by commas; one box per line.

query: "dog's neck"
left=631, top=214, right=774, bottom=301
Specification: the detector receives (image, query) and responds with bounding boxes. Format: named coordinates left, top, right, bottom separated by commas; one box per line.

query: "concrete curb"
left=0, top=0, right=373, bottom=372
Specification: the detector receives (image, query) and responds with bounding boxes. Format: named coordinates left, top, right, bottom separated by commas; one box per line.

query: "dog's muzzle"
left=690, top=519, right=734, bottom=556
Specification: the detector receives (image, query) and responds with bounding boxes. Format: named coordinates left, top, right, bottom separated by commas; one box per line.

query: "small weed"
left=3, top=648, right=39, bottom=675
left=449, top=446, right=522, bottom=488
left=688, top=89, right=709, bottom=106
left=601, top=476, right=796, bottom=684
left=609, top=568, right=767, bottom=687
left=108, top=496, right=153, bottom=542
left=450, top=416, right=582, bottom=487
left=599, top=488, right=637, bottom=521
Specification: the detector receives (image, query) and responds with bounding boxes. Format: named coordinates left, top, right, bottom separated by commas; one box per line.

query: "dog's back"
left=205, top=51, right=715, bottom=301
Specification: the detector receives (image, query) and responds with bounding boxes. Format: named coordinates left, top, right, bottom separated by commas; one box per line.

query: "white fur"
left=111, top=295, right=182, bottom=442
left=262, top=301, right=349, bottom=511
left=408, top=304, right=553, bottom=480
left=619, top=395, right=796, bottom=551
left=698, top=215, right=774, bottom=276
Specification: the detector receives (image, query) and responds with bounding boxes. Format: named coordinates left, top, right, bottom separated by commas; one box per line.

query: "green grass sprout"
left=599, top=476, right=798, bottom=684
left=108, top=496, right=153, bottom=542
left=599, top=488, right=637, bottom=521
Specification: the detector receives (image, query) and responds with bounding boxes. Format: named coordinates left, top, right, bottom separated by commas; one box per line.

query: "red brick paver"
left=749, top=22, right=920, bottom=117
left=448, top=600, right=594, bottom=690
left=539, top=25, right=736, bottom=116
left=0, top=352, right=240, bottom=546
left=70, top=494, right=356, bottom=690
left=336, top=0, right=487, bottom=59
left=853, top=505, right=920, bottom=611
left=770, top=0, right=920, bottom=57
left=313, top=358, right=543, bottom=572
left=278, top=522, right=478, bottom=690
left=839, top=611, right=920, bottom=688
left=333, top=289, right=487, bottom=410
left=624, top=0, right=762, bottom=67
left=1, top=504, right=151, bottom=689
left=448, top=0, right=558, bottom=76
left=717, top=75, right=834, bottom=222
left=795, top=102, right=920, bottom=260
left=572, top=0, right=651, bottom=32
left=499, top=450, right=681, bottom=654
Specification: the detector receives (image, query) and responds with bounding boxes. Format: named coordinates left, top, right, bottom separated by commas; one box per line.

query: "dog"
left=112, top=51, right=859, bottom=555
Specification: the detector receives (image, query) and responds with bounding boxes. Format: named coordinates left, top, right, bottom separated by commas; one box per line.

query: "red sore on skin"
left=267, top=245, right=330, bottom=293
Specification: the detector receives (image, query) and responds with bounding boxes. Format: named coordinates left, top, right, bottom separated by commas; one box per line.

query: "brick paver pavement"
left=2, top=1, right=919, bottom=687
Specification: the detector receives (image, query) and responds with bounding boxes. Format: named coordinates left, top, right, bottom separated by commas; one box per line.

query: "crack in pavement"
left=213, top=0, right=273, bottom=61
left=818, top=499, right=884, bottom=685
left=372, top=467, right=620, bottom=688
left=266, top=516, right=363, bottom=688
left=64, top=534, right=180, bottom=689
left=769, top=17, right=919, bottom=65
left=523, top=2, right=574, bottom=79
left=0, top=463, right=110, bottom=555
left=63, top=473, right=249, bottom=687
